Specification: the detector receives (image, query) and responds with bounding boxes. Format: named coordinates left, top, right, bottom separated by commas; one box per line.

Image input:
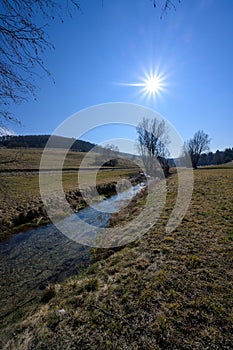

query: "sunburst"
left=119, top=68, right=167, bottom=100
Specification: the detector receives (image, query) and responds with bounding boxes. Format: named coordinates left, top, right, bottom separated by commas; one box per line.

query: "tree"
left=151, top=0, right=180, bottom=18
left=189, top=147, right=233, bottom=166
left=0, top=0, right=81, bottom=122
left=222, top=148, right=233, bottom=164
left=137, top=117, right=170, bottom=177
left=213, top=149, right=223, bottom=165
left=0, top=0, right=180, bottom=124
left=185, top=130, right=211, bottom=169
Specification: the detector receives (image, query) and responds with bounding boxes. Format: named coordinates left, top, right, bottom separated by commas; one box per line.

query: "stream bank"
left=0, top=172, right=145, bottom=242
left=0, top=173, right=146, bottom=329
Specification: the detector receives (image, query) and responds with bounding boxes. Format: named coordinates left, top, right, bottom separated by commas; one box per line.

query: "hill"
left=0, top=134, right=96, bottom=152
left=0, top=148, right=92, bottom=171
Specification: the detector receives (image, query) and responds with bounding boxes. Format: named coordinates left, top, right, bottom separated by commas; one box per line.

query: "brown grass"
left=1, top=167, right=232, bottom=349
left=0, top=148, right=139, bottom=171
left=0, top=148, right=85, bottom=170
left=0, top=148, right=140, bottom=240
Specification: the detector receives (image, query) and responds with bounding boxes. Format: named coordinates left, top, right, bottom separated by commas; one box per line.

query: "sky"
left=6, top=0, right=233, bottom=154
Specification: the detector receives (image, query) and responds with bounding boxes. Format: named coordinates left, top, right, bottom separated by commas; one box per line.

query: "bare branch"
left=0, top=0, right=81, bottom=122
left=0, top=1, right=179, bottom=123
left=137, top=117, right=170, bottom=177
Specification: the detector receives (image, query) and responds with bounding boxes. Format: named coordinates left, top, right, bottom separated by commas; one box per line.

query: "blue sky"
left=8, top=0, right=233, bottom=153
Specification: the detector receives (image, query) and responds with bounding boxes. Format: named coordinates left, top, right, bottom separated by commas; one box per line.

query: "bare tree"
left=0, top=0, right=81, bottom=122
left=137, top=117, right=170, bottom=177
left=185, top=130, right=211, bottom=169
left=0, top=0, right=180, bottom=124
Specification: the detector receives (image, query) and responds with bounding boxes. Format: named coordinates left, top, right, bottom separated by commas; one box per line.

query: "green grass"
left=1, top=167, right=232, bottom=349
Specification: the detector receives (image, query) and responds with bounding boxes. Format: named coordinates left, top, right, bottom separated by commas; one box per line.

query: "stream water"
left=0, top=182, right=145, bottom=319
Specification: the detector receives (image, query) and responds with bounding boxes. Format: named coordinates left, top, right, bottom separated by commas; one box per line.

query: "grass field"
left=0, top=148, right=84, bottom=170
left=0, top=148, right=140, bottom=240
left=1, top=165, right=232, bottom=349
left=0, top=147, right=140, bottom=216
left=0, top=148, right=139, bottom=171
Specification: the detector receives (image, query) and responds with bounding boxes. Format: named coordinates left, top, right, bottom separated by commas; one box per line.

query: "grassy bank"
left=0, top=147, right=140, bottom=241
left=1, top=167, right=232, bottom=349
left=0, top=168, right=140, bottom=241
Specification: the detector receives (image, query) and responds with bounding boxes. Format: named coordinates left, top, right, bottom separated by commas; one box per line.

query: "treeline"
left=0, top=135, right=96, bottom=152
left=198, top=148, right=233, bottom=166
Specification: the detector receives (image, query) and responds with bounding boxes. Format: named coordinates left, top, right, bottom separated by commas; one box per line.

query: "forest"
left=0, top=135, right=96, bottom=152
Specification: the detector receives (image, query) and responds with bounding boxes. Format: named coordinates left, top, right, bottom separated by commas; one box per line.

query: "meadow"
left=0, top=148, right=140, bottom=240
left=0, top=158, right=232, bottom=349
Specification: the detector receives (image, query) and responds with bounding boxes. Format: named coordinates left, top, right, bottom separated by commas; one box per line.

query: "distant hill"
left=0, top=134, right=97, bottom=152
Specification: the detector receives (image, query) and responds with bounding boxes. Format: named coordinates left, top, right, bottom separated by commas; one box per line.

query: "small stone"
left=58, top=308, right=66, bottom=315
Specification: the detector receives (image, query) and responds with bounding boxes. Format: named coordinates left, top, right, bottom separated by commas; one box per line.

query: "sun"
left=118, top=68, right=167, bottom=100
left=139, top=70, right=167, bottom=99
left=143, top=74, right=162, bottom=96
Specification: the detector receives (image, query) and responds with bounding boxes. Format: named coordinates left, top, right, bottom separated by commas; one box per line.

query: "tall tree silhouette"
left=185, top=130, right=211, bottom=169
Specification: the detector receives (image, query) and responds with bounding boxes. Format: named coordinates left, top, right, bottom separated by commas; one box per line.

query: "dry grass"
left=0, top=148, right=86, bottom=170
left=0, top=148, right=139, bottom=171
left=0, top=148, right=139, bottom=240
left=200, top=161, right=233, bottom=169
left=1, top=167, right=232, bottom=349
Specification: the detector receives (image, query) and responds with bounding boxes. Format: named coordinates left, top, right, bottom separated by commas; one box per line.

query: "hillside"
left=0, top=134, right=96, bottom=152
left=1, top=166, right=232, bottom=349
left=0, top=147, right=140, bottom=173
left=0, top=148, right=88, bottom=171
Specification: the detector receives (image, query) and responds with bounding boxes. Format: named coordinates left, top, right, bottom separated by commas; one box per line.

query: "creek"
left=0, top=182, right=145, bottom=318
